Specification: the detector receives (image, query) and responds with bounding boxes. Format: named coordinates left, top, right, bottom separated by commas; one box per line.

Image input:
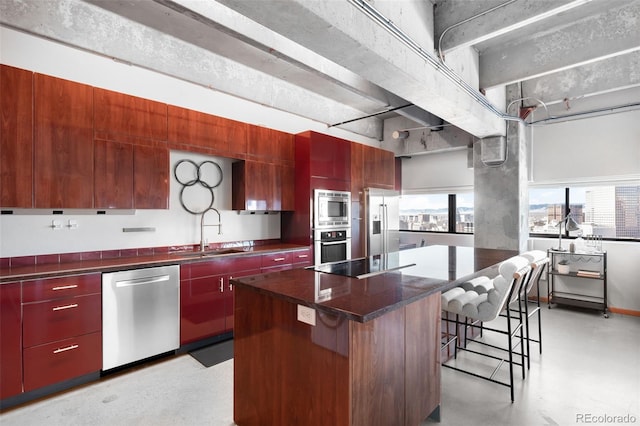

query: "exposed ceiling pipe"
left=347, top=0, right=523, bottom=126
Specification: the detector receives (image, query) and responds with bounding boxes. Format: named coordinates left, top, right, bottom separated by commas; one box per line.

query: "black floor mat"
left=189, top=339, right=234, bottom=368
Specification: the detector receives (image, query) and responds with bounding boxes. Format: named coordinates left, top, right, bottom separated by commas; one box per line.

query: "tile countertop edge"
left=0, top=244, right=309, bottom=283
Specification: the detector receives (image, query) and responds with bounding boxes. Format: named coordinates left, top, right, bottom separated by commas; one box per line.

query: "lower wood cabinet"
left=180, top=255, right=262, bottom=344
left=0, top=282, right=22, bottom=399
left=21, top=273, right=102, bottom=393
left=23, top=332, right=101, bottom=392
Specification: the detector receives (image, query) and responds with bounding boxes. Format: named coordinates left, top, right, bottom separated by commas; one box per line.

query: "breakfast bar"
left=231, top=245, right=518, bottom=426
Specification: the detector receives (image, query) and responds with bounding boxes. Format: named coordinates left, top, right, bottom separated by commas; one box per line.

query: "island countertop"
left=231, top=245, right=518, bottom=322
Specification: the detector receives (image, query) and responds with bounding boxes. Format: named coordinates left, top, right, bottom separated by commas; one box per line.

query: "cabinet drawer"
left=23, top=294, right=102, bottom=348
left=261, top=252, right=292, bottom=268
left=23, top=332, right=101, bottom=392
left=291, top=248, right=312, bottom=265
left=22, top=273, right=101, bottom=302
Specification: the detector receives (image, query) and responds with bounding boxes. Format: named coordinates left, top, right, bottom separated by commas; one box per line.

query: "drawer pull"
left=297, top=254, right=308, bottom=258
left=52, top=303, right=78, bottom=311
left=273, top=257, right=285, bottom=262
left=53, top=344, right=79, bottom=354
left=52, top=284, right=78, bottom=291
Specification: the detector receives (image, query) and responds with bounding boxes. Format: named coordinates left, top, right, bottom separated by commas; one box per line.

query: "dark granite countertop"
left=231, top=245, right=518, bottom=322
left=0, top=243, right=308, bottom=283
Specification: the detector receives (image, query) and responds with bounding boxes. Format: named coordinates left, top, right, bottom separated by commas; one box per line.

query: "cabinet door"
left=94, top=139, right=134, bottom=209
left=23, top=294, right=102, bottom=348
left=291, top=247, right=313, bottom=268
left=133, top=144, right=169, bottom=209
left=34, top=73, right=94, bottom=208
left=246, top=126, right=293, bottom=164
left=93, top=87, right=167, bottom=143
left=363, top=145, right=395, bottom=188
left=180, top=275, right=226, bottom=344
left=167, top=105, right=247, bottom=157
left=1, top=65, right=33, bottom=208
left=0, top=282, right=22, bottom=399
left=308, top=132, right=351, bottom=180
left=23, top=332, right=101, bottom=392
left=232, top=161, right=273, bottom=211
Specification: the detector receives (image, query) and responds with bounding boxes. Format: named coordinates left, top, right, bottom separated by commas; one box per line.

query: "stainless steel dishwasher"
left=102, top=265, right=180, bottom=371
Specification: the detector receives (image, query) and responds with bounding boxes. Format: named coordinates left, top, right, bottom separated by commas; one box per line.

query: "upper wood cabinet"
left=93, top=88, right=167, bottom=143
left=133, top=144, right=169, bottom=209
left=232, top=161, right=293, bottom=211
left=94, top=139, right=134, bottom=209
left=246, top=126, right=294, bottom=165
left=1, top=65, right=33, bottom=208
left=167, top=105, right=248, bottom=158
left=296, top=131, right=351, bottom=181
left=363, top=144, right=395, bottom=189
left=34, top=73, right=94, bottom=208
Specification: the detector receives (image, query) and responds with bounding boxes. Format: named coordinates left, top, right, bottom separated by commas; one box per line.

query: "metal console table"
left=547, top=249, right=608, bottom=318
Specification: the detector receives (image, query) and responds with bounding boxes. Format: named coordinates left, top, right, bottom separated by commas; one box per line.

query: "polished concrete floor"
left=1, top=305, right=639, bottom=426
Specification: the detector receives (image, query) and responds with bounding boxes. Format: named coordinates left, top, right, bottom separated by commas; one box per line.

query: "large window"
left=399, top=192, right=473, bottom=233
left=528, top=185, right=640, bottom=240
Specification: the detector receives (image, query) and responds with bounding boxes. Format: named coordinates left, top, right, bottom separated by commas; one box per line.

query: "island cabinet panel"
left=234, top=286, right=441, bottom=426
left=34, top=73, right=94, bottom=208
left=0, top=65, right=33, bottom=208
left=0, top=282, right=22, bottom=399
left=133, top=144, right=169, bottom=209
left=93, top=87, right=167, bottom=144
left=167, top=105, right=248, bottom=158
left=21, top=273, right=102, bottom=393
left=94, top=139, right=134, bottom=209
left=234, top=286, right=350, bottom=426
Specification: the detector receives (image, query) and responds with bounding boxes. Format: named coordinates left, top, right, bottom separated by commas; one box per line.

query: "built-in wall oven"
left=314, top=228, right=351, bottom=265
left=314, top=189, right=351, bottom=229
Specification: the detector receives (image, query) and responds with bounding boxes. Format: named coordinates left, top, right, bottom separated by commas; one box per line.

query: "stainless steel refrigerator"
left=364, top=188, right=400, bottom=256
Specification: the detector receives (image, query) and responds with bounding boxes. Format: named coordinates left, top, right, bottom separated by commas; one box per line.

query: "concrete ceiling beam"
left=217, top=0, right=505, bottom=138
left=0, top=0, right=382, bottom=139
left=435, top=0, right=587, bottom=54
left=479, top=0, right=640, bottom=88
left=522, top=51, right=640, bottom=105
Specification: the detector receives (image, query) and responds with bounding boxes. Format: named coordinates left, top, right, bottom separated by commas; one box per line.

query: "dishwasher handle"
left=115, top=274, right=171, bottom=288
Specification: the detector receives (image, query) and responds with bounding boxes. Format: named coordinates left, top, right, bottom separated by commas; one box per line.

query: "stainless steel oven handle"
left=320, top=240, right=348, bottom=246
left=115, top=274, right=170, bottom=288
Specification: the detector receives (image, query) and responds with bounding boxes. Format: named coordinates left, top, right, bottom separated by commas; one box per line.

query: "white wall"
left=0, top=28, right=379, bottom=258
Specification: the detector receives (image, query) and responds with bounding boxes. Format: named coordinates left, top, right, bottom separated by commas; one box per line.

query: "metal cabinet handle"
left=219, top=277, right=224, bottom=292
left=273, top=257, right=285, bottom=262
left=297, top=254, right=308, bottom=258
left=229, top=277, right=233, bottom=291
left=52, top=284, right=78, bottom=291
left=53, top=344, right=79, bottom=354
left=52, top=303, right=78, bottom=311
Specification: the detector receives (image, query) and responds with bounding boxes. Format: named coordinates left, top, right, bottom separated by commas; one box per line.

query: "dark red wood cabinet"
left=133, top=144, right=169, bottom=209
left=0, top=65, right=33, bottom=208
left=34, top=73, right=94, bottom=208
left=21, top=273, right=102, bottom=392
left=94, top=139, right=134, bottom=209
left=246, top=126, right=295, bottom=165
left=0, top=282, right=22, bottom=399
left=180, top=255, right=262, bottom=344
left=232, top=161, right=293, bottom=211
left=363, top=144, right=395, bottom=189
left=167, top=105, right=248, bottom=158
left=304, top=131, right=351, bottom=181
left=93, top=87, right=167, bottom=143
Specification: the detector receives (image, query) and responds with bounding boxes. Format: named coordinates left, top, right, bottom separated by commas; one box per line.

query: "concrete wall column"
left=474, top=83, right=529, bottom=251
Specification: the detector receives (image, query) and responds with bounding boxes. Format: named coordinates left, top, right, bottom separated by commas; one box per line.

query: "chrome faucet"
left=200, top=207, right=222, bottom=252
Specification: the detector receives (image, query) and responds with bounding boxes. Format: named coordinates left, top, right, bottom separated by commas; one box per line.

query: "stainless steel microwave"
left=314, top=189, right=351, bottom=229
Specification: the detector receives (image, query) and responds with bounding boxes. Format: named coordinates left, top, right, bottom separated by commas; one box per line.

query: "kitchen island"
left=231, top=245, right=518, bottom=426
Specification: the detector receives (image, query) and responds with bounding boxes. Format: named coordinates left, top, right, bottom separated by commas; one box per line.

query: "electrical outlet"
left=297, top=305, right=316, bottom=326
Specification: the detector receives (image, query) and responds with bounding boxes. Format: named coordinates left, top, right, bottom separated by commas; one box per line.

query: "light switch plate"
left=297, top=305, right=316, bottom=326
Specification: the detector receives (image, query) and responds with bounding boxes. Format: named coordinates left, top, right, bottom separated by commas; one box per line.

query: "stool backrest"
left=521, top=250, right=550, bottom=294
left=473, top=255, right=530, bottom=321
